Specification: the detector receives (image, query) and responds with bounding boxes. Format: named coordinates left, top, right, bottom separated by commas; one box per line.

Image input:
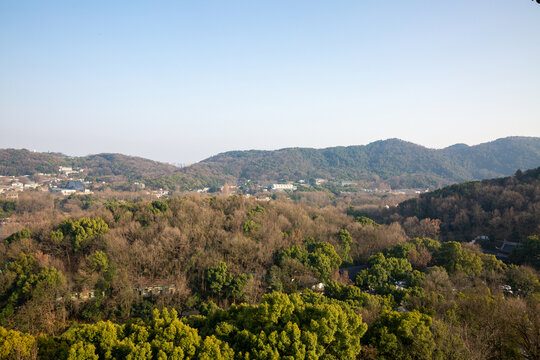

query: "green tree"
left=337, top=229, right=353, bottom=266
left=510, top=235, right=540, bottom=268
left=56, top=217, right=109, bottom=251
left=4, top=228, right=31, bottom=244
left=0, top=253, right=66, bottom=331
left=304, top=239, right=342, bottom=282
left=505, top=265, right=540, bottom=296
left=190, top=292, right=367, bottom=360
left=89, top=251, right=109, bottom=273
left=68, top=342, right=99, bottom=360
left=366, top=310, right=436, bottom=360
left=206, top=262, right=231, bottom=301
left=435, top=241, right=483, bottom=275
left=0, top=326, right=36, bottom=360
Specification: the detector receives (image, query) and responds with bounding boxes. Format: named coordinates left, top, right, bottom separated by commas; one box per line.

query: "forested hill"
left=152, top=136, right=540, bottom=189
left=3, top=136, right=540, bottom=188
left=0, top=149, right=66, bottom=176
left=388, top=166, right=540, bottom=245
left=0, top=149, right=178, bottom=179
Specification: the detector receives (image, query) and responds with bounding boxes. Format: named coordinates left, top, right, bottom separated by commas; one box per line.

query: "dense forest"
left=0, top=191, right=538, bottom=359
left=388, top=167, right=540, bottom=257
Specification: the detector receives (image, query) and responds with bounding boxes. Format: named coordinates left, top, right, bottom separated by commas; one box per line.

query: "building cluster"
left=0, top=176, right=42, bottom=199
left=0, top=167, right=94, bottom=199
left=189, top=177, right=429, bottom=197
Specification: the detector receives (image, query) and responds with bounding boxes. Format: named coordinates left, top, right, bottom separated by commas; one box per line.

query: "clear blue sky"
left=1, top=1, right=539, bottom=163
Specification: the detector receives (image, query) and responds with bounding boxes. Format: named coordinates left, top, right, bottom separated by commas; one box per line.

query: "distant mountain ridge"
left=0, top=149, right=178, bottom=180
left=2, top=136, right=540, bottom=189
left=158, top=136, right=540, bottom=189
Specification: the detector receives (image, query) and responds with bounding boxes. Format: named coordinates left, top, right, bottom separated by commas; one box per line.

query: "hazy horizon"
left=1, top=1, right=539, bottom=163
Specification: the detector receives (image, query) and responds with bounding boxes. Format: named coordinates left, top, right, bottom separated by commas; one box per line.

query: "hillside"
left=151, top=136, right=540, bottom=190
left=0, top=149, right=178, bottom=180
left=3, top=137, right=540, bottom=189
left=73, top=153, right=178, bottom=180
left=388, top=166, right=540, bottom=245
left=0, top=149, right=67, bottom=176
left=1, top=188, right=538, bottom=359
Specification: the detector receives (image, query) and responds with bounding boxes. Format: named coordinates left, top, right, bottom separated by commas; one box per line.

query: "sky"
left=1, top=1, right=539, bottom=164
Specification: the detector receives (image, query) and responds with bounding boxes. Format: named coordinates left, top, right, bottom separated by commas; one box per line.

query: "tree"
left=280, top=239, right=342, bottom=283
left=190, top=292, right=367, bottom=360
left=505, top=265, right=540, bottom=296
left=56, top=217, right=109, bottom=251
left=337, top=229, right=353, bottom=266
left=366, top=310, right=436, bottom=360
left=205, top=262, right=251, bottom=304
left=435, top=241, right=483, bottom=275
left=510, top=235, right=540, bottom=268
left=206, top=262, right=231, bottom=301
left=0, top=326, right=36, bottom=360
left=305, top=239, right=342, bottom=282
left=4, top=228, right=31, bottom=244
left=0, top=253, right=66, bottom=333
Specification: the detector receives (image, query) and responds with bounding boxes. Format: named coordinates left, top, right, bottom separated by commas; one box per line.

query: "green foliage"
left=4, top=228, right=31, bottom=244
left=505, top=265, right=540, bottom=296
left=12, top=299, right=366, bottom=360
left=383, top=242, right=416, bottom=260
left=206, top=262, right=230, bottom=299
left=0, top=326, right=36, bottom=360
left=356, top=216, right=381, bottom=227
left=242, top=204, right=265, bottom=237
left=205, top=262, right=251, bottom=303
left=510, top=235, right=540, bottom=268
left=190, top=291, right=368, bottom=360
left=68, top=342, right=99, bottom=360
left=0, top=253, right=66, bottom=326
left=337, top=229, right=353, bottom=265
left=435, top=242, right=483, bottom=275
left=356, top=253, right=414, bottom=290
left=197, top=335, right=234, bottom=360
left=52, top=309, right=208, bottom=359
left=149, top=200, right=169, bottom=214
left=324, top=281, right=393, bottom=311
left=242, top=219, right=259, bottom=236
left=410, top=237, right=441, bottom=253
left=280, top=245, right=309, bottom=264
left=55, top=217, right=109, bottom=250
left=89, top=251, right=109, bottom=273
left=281, top=238, right=342, bottom=282
left=247, top=205, right=265, bottom=218
left=366, top=310, right=436, bottom=360
left=0, top=199, right=16, bottom=219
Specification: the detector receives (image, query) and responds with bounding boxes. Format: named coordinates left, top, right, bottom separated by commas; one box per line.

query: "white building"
left=58, top=166, right=82, bottom=175
left=24, top=182, right=38, bottom=190
left=271, top=183, right=297, bottom=191
left=11, top=181, right=24, bottom=189
left=50, top=188, right=77, bottom=196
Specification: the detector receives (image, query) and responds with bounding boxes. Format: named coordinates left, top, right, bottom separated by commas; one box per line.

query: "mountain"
left=2, top=136, right=540, bottom=189
left=0, top=149, right=178, bottom=181
left=151, top=136, right=540, bottom=190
